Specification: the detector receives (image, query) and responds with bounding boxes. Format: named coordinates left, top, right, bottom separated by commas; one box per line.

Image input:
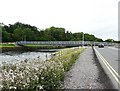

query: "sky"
left=0, top=0, right=119, bottom=41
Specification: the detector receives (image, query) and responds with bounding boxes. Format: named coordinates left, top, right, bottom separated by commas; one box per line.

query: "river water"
left=0, top=51, right=54, bottom=64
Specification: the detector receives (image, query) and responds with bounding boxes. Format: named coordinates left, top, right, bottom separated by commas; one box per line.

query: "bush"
left=1, top=47, right=84, bottom=90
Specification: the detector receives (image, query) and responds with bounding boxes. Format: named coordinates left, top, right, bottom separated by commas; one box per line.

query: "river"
left=0, top=50, right=56, bottom=64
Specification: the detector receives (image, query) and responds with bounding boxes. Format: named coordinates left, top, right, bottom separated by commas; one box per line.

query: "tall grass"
left=1, top=47, right=85, bottom=90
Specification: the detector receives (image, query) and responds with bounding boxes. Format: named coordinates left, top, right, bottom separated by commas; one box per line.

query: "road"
left=95, top=46, right=119, bottom=73
left=94, top=46, right=119, bottom=89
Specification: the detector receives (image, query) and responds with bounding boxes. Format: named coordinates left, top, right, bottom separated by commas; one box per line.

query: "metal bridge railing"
left=16, top=41, right=116, bottom=46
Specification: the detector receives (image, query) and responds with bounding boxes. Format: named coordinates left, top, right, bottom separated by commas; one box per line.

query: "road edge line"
left=93, top=47, right=119, bottom=89
left=95, top=48, right=120, bottom=79
left=94, top=48, right=120, bottom=84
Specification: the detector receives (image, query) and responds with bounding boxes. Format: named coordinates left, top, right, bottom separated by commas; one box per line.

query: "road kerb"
left=93, top=47, right=119, bottom=89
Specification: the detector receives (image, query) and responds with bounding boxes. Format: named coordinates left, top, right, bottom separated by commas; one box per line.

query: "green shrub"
left=1, top=47, right=84, bottom=90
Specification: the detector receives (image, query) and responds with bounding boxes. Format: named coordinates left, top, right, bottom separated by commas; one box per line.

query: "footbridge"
left=15, top=41, right=115, bottom=47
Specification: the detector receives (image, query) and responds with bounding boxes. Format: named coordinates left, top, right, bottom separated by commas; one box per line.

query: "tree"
left=2, top=30, right=13, bottom=42
left=13, top=27, right=25, bottom=41
left=72, top=32, right=83, bottom=41
left=84, top=33, right=96, bottom=41
left=0, top=25, right=2, bottom=42
left=44, top=26, right=66, bottom=41
left=2, top=22, right=106, bottom=42
left=105, top=39, right=114, bottom=42
left=65, top=31, right=73, bottom=41
left=95, top=38, right=103, bottom=42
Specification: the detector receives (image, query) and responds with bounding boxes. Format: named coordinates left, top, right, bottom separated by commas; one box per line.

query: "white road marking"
left=94, top=47, right=120, bottom=85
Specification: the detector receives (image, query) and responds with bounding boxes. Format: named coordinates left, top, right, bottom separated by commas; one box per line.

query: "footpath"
left=61, top=47, right=115, bottom=89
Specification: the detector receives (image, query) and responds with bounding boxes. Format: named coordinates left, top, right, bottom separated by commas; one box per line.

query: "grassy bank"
left=1, top=47, right=85, bottom=90
left=0, top=44, right=18, bottom=52
left=25, top=44, right=64, bottom=49
left=25, top=44, right=53, bottom=47
left=0, top=44, right=16, bottom=48
left=1, top=43, right=64, bottom=52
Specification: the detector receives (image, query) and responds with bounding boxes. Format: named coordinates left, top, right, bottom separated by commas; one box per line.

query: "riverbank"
left=1, top=45, right=65, bottom=52
left=0, top=43, right=15, bottom=48
left=1, top=47, right=84, bottom=90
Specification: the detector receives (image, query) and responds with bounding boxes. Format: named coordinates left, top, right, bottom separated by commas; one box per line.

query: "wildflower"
left=41, top=77, right=44, bottom=80
left=0, top=85, right=3, bottom=88
left=36, top=85, right=43, bottom=90
left=9, top=86, right=16, bottom=89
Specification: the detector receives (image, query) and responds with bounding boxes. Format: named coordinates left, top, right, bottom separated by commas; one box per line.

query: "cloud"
left=0, top=0, right=119, bottom=40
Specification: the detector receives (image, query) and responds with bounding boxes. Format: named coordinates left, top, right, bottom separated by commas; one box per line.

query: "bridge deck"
left=16, top=41, right=115, bottom=46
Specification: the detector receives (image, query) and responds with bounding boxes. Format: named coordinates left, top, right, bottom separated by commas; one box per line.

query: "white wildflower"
left=36, top=85, right=43, bottom=90
left=9, top=86, right=16, bottom=89
left=0, top=85, right=3, bottom=88
left=41, top=77, right=44, bottom=80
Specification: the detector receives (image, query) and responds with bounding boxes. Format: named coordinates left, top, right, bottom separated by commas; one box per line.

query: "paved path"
left=61, top=47, right=114, bottom=89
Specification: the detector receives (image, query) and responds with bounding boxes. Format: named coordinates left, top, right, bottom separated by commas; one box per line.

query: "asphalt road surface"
left=94, top=46, right=119, bottom=89
left=95, top=46, right=119, bottom=73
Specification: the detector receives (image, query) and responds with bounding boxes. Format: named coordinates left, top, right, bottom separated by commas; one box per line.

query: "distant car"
left=98, top=44, right=104, bottom=48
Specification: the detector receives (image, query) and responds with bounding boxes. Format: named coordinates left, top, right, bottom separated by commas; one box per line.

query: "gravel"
left=61, top=47, right=115, bottom=89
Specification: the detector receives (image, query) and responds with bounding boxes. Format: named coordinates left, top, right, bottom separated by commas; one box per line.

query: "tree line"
left=0, top=22, right=117, bottom=42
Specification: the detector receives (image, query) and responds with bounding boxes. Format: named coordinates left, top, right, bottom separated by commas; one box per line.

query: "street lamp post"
left=82, top=32, right=84, bottom=47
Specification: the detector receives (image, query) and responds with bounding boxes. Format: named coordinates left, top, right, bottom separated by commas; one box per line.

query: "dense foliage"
left=104, top=39, right=114, bottom=42
left=1, top=48, right=84, bottom=90
left=1, top=22, right=103, bottom=42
